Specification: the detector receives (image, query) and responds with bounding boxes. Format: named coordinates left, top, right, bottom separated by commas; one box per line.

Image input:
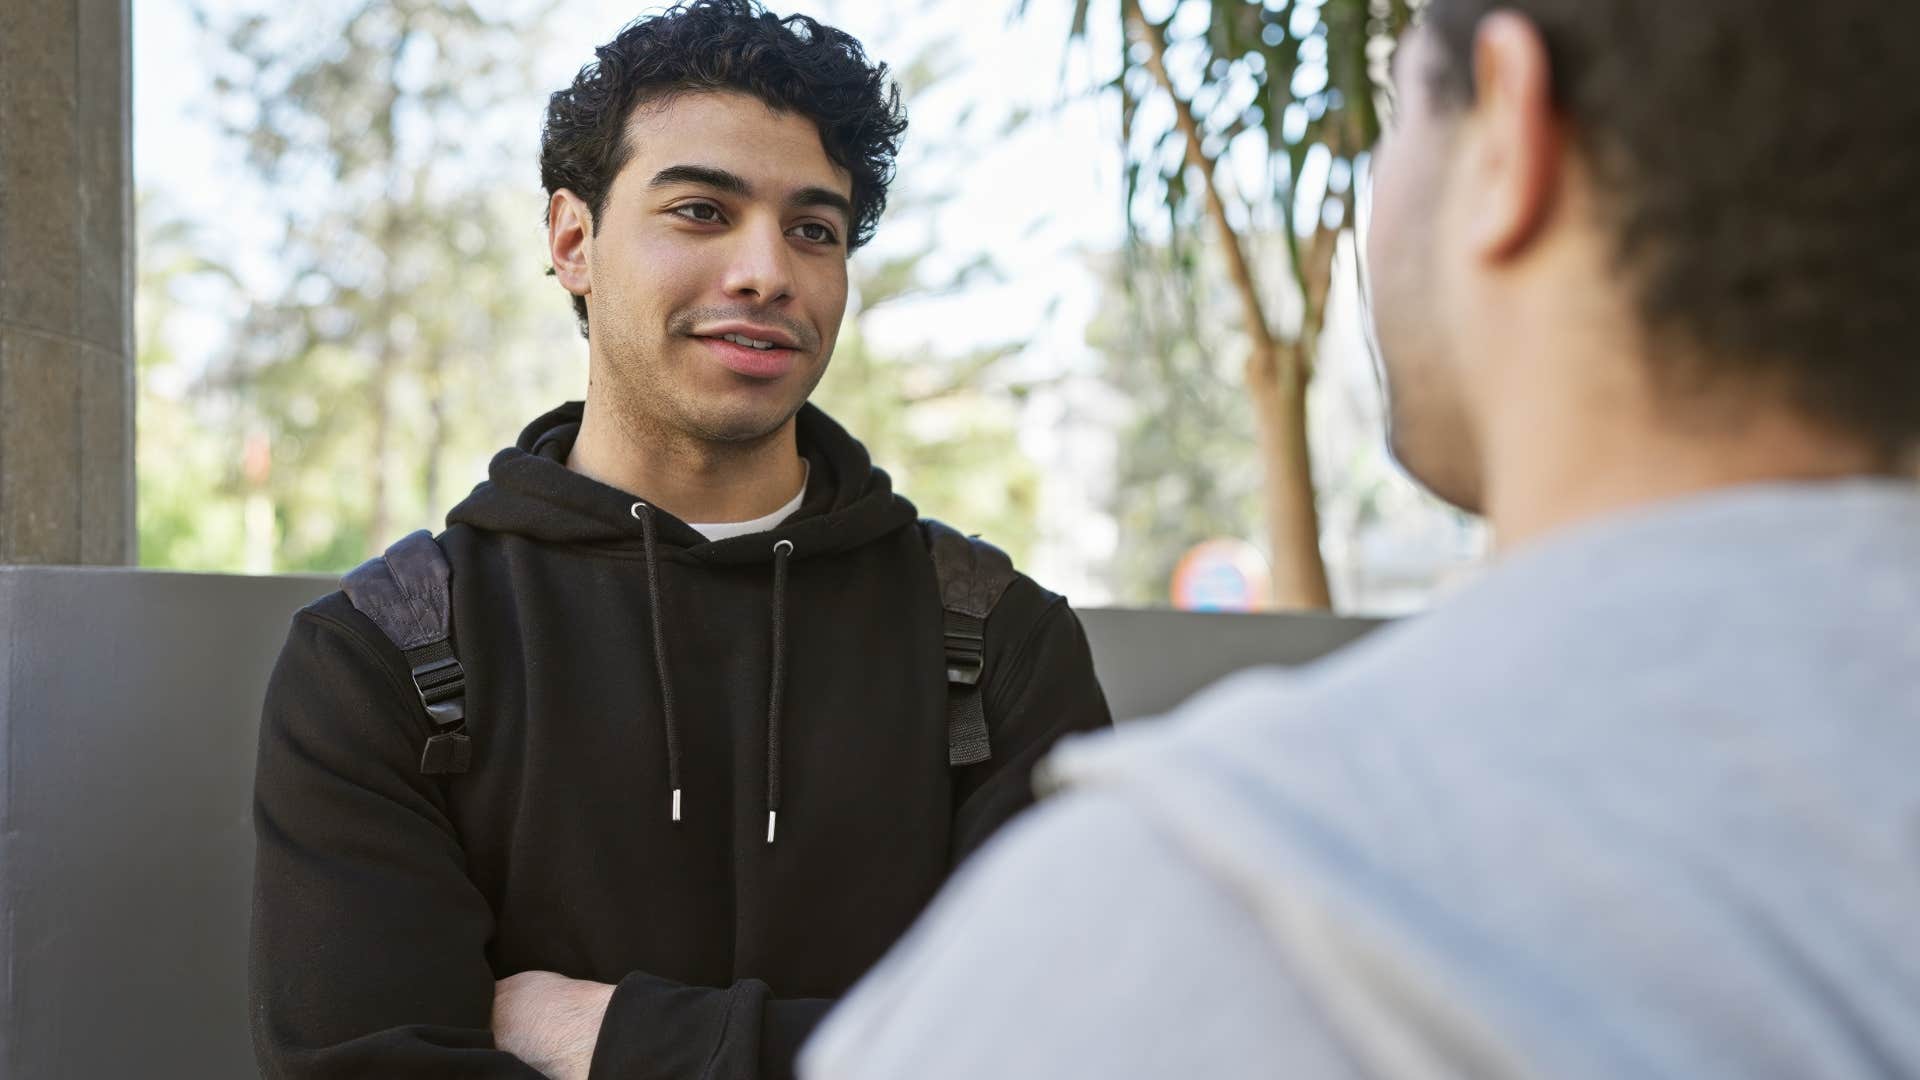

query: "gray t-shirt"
left=803, top=481, right=1920, bottom=1080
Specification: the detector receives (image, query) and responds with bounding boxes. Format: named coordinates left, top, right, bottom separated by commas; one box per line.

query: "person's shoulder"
left=284, top=526, right=466, bottom=682
left=916, top=519, right=1076, bottom=640
left=296, top=588, right=369, bottom=634
left=281, top=588, right=411, bottom=696
left=993, top=569, right=1067, bottom=630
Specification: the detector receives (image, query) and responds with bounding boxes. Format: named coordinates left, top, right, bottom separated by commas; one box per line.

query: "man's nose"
left=721, top=218, right=795, bottom=304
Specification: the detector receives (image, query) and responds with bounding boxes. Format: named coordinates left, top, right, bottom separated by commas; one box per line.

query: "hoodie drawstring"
left=631, top=502, right=684, bottom=823
left=631, top=502, right=794, bottom=843
left=766, top=539, right=794, bottom=844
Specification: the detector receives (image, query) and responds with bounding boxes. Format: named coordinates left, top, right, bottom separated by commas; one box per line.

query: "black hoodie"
left=249, top=402, right=1113, bottom=1079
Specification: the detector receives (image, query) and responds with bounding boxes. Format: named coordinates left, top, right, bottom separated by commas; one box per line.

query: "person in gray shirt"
left=802, top=2, right=1920, bottom=1077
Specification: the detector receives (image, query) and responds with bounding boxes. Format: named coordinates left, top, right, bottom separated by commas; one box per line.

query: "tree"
left=810, top=42, right=1045, bottom=564
left=195, top=0, right=574, bottom=570
left=813, top=271, right=1044, bottom=567
left=134, top=196, right=254, bottom=571
left=1086, top=240, right=1260, bottom=605
left=1032, top=0, right=1415, bottom=608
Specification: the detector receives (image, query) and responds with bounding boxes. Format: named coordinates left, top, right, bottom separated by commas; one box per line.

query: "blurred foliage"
left=186, top=0, right=576, bottom=570
left=1055, top=0, right=1413, bottom=289
left=811, top=42, right=1044, bottom=565
left=136, top=199, right=253, bottom=571
left=1087, top=241, right=1260, bottom=606
left=1030, top=0, right=1416, bottom=608
left=815, top=307, right=1042, bottom=569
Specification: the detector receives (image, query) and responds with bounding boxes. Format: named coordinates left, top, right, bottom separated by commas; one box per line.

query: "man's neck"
left=566, top=396, right=808, bottom=525
left=1481, top=394, right=1897, bottom=552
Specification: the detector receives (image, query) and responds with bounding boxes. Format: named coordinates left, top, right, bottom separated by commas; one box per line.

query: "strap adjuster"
left=943, top=613, right=985, bottom=687
left=407, top=645, right=470, bottom=774
left=405, top=646, right=466, bottom=728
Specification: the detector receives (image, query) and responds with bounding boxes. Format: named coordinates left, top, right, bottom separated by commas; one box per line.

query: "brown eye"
left=791, top=222, right=838, bottom=245
left=674, top=203, right=724, bottom=223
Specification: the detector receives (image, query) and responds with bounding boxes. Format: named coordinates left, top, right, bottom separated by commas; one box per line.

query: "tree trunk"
left=1127, top=1, right=1333, bottom=610
left=1248, top=341, right=1331, bottom=608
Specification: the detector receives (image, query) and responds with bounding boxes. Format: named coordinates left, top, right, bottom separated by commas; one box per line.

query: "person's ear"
left=548, top=190, right=593, bottom=300
left=1463, top=12, right=1561, bottom=260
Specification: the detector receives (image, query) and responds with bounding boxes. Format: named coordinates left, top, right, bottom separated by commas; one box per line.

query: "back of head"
left=1423, top=0, right=1920, bottom=460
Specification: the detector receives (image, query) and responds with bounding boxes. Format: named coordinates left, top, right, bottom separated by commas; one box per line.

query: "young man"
left=247, top=3, right=1111, bottom=1077
left=806, top=2, right=1920, bottom=1077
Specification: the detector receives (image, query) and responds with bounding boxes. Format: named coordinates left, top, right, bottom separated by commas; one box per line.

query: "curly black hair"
left=540, top=0, right=906, bottom=335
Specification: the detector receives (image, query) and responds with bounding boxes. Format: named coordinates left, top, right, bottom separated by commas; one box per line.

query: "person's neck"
left=567, top=396, right=807, bottom=525
left=1480, top=391, right=1897, bottom=552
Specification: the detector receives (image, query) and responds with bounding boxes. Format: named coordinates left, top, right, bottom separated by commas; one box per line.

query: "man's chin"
left=680, top=397, right=807, bottom=446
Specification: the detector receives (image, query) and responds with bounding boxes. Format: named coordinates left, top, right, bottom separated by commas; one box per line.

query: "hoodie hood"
left=446, top=400, right=919, bottom=564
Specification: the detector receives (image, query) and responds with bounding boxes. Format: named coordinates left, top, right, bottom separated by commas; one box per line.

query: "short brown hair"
left=1425, top=0, right=1920, bottom=454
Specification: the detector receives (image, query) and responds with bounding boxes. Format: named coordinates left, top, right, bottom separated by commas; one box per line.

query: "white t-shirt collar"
left=687, top=460, right=811, bottom=542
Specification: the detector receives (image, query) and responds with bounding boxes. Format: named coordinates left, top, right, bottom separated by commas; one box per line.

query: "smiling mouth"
left=694, top=332, right=804, bottom=380
left=715, top=332, right=782, bottom=351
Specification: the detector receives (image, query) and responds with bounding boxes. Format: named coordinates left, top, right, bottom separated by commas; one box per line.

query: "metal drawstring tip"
left=766, top=810, right=778, bottom=844
left=671, top=788, right=682, bottom=822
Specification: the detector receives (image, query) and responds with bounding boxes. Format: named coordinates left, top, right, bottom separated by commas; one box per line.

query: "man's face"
left=576, top=90, right=853, bottom=444
left=1365, top=27, right=1482, bottom=510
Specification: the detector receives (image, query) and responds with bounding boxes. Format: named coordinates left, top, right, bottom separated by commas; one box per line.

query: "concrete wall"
left=0, top=568, right=1378, bottom=1075
left=0, top=0, right=136, bottom=565
left=0, top=569, right=327, bottom=1077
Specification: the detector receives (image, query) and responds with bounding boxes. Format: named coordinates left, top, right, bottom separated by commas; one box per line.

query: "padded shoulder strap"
left=340, top=530, right=471, bottom=775
left=918, top=519, right=1019, bottom=767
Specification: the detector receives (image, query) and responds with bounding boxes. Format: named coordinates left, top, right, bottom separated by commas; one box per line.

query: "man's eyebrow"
left=648, top=164, right=752, bottom=195
left=649, top=167, right=852, bottom=225
left=791, top=186, right=854, bottom=225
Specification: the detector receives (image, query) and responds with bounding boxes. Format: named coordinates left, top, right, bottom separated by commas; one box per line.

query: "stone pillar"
left=0, top=0, right=135, bottom=565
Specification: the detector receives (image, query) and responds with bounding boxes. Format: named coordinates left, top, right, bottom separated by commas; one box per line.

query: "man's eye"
left=674, top=203, right=724, bottom=223
left=792, top=223, right=839, bottom=245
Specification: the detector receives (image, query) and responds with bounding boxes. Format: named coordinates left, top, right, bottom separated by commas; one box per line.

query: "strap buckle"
left=407, top=649, right=466, bottom=727
left=407, top=646, right=470, bottom=774
left=943, top=613, right=985, bottom=687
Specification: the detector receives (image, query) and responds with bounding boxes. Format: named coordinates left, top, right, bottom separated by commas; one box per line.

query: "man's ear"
left=548, top=190, right=593, bottom=300
left=1464, top=12, right=1561, bottom=260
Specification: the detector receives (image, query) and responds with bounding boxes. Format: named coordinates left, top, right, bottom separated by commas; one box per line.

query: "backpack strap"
left=340, top=530, right=472, bottom=775
left=918, top=519, right=1019, bottom=767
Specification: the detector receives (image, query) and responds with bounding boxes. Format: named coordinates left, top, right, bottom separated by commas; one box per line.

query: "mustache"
left=668, top=306, right=818, bottom=351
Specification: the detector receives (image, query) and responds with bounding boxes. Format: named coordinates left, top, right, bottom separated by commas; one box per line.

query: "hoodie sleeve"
left=250, top=607, right=543, bottom=1077
left=585, top=975, right=829, bottom=1079
left=948, top=584, right=1115, bottom=864
left=254, top=607, right=831, bottom=1080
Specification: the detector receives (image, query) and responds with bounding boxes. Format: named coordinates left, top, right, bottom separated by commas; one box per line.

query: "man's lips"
left=696, top=322, right=802, bottom=350
left=693, top=334, right=801, bottom=380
